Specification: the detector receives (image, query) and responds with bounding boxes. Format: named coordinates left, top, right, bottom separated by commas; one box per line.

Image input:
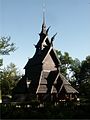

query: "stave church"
left=12, top=13, right=79, bottom=102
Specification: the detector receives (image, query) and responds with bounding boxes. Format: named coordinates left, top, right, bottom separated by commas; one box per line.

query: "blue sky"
left=0, top=0, right=90, bottom=73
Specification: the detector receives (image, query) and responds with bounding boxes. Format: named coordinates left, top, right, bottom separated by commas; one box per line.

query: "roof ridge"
left=42, top=46, right=53, bottom=63
left=59, top=73, right=71, bottom=85
left=53, top=48, right=61, bottom=64
left=53, top=72, right=59, bottom=84
left=36, top=71, right=43, bottom=94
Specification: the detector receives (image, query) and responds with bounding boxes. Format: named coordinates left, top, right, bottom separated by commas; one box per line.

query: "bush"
left=1, top=101, right=90, bottom=119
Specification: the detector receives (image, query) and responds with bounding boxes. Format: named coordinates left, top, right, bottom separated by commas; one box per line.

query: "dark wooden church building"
left=12, top=15, right=78, bottom=102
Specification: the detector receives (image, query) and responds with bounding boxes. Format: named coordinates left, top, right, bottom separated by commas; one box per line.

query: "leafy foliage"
left=79, top=56, right=90, bottom=82
left=70, top=58, right=81, bottom=81
left=56, top=50, right=74, bottom=79
left=1, top=63, right=21, bottom=95
left=1, top=102, right=90, bottom=119
left=0, top=36, right=16, bottom=55
left=0, top=36, right=16, bottom=67
left=56, top=50, right=90, bottom=102
left=0, top=36, right=17, bottom=96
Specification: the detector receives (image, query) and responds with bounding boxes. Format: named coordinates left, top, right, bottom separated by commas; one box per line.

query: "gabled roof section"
left=64, top=85, right=79, bottom=94
left=36, top=70, right=58, bottom=94
left=36, top=70, right=50, bottom=94
left=58, top=73, right=79, bottom=94
left=24, top=44, right=50, bottom=68
left=59, top=73, right=71, bottom=85
left=24, top=44, right=60, bottom=69
left=49, top=49, right=61, bottom=67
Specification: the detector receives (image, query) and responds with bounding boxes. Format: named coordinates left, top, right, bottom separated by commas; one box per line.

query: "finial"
left=46, top=26, right=51, bottom=35
left=51, top=33, right=57, bottom=45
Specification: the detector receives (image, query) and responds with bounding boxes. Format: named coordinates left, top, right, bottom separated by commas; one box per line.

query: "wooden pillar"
left=69, top=94, right=72, bottom=100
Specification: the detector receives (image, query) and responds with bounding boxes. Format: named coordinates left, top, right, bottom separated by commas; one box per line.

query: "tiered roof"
left=12, top=13, right=78, bottom=102
left=24, top=13, right=79, bottom=96
left=36, top=70, right=78, bottom=95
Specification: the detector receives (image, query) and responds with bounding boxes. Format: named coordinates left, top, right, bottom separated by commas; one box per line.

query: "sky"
left=0, top=0, right=90, bottom=73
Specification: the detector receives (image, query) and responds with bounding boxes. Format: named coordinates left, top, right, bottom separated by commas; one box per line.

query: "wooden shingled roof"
left=24, top=45, right=60, bottom=69
left=36, top=70, right=78, bottom=94
left=64, top=85, right=79, bottom=94
left=59, top=73, right=79, bottom=94
left=36, top=71, right=49, bottom=94
left=36, top=70, right=57, bottom=94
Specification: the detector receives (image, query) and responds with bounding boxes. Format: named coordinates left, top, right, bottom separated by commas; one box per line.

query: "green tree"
left=70, top=58, right=81, bottom=81
left=78, top=56, right=90, bottom=101
left=80, top=56, right=90, bottom=82
left=71, top=56, right=90, bottom=84
left=1, top=63, right=21, bottom=95
left=0, top=36, right=16, bottom=96
left=0, top=36, right=16, bottom=67
left=0, top=36, right=15, bottom=55
left=56, top=50, right=74, bottom=79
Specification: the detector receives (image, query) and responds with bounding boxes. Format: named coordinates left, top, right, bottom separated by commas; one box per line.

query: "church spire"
left=41, top=0, right=46, bottom=34
left=42, top=11, right=46, bottom=27
left=41, top=11, right=46, bottom=34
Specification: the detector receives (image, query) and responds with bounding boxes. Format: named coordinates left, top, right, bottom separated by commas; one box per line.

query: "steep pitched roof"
left=36, top=70, right=58, bottom=94
left=36, top=70, right=78, bottom=94
left=64, top=85, right=79, bottom=94
left=59, top=73, right=71, bottom=85
left=59, top=73, right=79, bottom=94
left=36, top=71, right=49, bottom=94
left=24, top=45, right=50, bottom=68
left=24, top=43, right=60, bottom=69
